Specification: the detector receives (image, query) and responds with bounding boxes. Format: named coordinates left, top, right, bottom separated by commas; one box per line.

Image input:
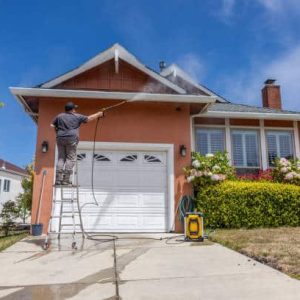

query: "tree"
left=16, top=164, right=34, bottom=223
left=0, top=200, right=19, bottom=236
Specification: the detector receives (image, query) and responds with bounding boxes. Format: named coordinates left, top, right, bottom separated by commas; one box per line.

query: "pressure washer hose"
left=79, top=100, right=191, bottom=243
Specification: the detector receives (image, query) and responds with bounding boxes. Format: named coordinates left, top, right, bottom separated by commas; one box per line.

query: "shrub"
left=0, top=200, right=19, bottom=236
left=238, top=169, right=273, bottom=181
left=184, top=152, right=235, bottom=189
left=272, top=158, right=300, bottom=185
left=196, top=180, right=300, bottom=229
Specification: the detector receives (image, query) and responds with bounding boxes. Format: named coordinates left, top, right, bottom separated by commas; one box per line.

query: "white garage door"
left=53, top=147, right=169, bottom=232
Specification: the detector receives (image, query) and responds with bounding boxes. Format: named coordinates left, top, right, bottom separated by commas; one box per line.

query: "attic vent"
left=159, top=61, right=166, bottom=72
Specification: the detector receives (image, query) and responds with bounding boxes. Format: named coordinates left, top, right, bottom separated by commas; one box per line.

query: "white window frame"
left=3, top=179, right=10, bottom=192
left=265, top=129, right=295, bottom=167
left=194, top=127, right=225, bottom=155
left=231, top=129, right=261, bottom=168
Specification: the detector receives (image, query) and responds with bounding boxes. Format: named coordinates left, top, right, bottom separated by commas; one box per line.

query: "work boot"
left=62, top=170, right=73, bottom=185
left=55, top=171, right=64, bottom=186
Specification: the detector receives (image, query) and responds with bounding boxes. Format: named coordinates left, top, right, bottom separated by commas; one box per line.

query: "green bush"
left=196, top=180, right=300, bottom=229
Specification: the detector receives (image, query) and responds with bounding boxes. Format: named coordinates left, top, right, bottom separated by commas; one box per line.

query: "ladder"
left=43, top=162, right=85, bottom=250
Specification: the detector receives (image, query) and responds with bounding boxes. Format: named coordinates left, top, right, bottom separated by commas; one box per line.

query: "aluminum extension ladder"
left=43, top=162, right=85, bottom=250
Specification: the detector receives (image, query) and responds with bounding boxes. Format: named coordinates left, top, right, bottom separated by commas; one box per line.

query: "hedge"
left=196, top=181, right=300, bottom=229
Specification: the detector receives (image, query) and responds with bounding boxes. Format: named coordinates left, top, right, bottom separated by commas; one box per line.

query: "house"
left=10, top=43, right=300, bottom=233
left=0, top=159, right=28, bottom=211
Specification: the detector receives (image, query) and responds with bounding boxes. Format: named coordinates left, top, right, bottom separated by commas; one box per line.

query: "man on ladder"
left=44, top=102, right=104, bottom=250
left=51, top=101, right=104, bottom=185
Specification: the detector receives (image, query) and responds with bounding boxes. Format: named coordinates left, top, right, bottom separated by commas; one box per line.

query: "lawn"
left=208, top=227, right=300, bottom=280
left=0, top=232, right=28, bottom=252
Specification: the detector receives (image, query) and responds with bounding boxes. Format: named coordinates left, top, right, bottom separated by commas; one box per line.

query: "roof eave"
left=197, top=111, right=300, bottom=121
left=10, top=87, right=216, bottom=104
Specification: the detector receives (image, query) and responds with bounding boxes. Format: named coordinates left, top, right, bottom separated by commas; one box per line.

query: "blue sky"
left=1, top=0, right=300, bottom=167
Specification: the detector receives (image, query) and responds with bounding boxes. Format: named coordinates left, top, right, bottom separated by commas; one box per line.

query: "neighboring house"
left=0, top=159, right=28, bottom=211
left=10, top=43, right=300, bottom=233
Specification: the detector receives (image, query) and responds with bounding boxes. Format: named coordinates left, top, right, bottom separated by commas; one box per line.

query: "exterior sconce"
left=180, top=145, right=187, bottom=157
left=42, top=141, right=49, bottom=153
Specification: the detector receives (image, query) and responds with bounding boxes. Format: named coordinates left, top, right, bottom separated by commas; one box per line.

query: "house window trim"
left=194, top=127, right=226, bottom=155
left=231, top=129, right=261, bottom=169
left=3, top=179, right=10, bottom=192
left=193, top=118, right=299, bottom=170
left=265, top=129, right=295, bottom=167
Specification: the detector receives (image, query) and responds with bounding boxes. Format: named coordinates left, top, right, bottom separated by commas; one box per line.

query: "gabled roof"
left=0, top=159, right=28, bottom=177
left=39, top=43, right=186, bottom=94
left=160, top=64, right=228, bottom=102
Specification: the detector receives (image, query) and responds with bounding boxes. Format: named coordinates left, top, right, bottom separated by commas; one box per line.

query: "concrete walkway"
left=0, top=234, right=299, bottom=300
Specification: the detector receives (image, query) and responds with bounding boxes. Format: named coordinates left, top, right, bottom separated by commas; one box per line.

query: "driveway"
left=0, top=234, right=299, bottom=300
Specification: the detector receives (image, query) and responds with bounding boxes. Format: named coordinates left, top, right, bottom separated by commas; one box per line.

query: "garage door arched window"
left=94, top=154, right=111, bottom=162
left=144, top=155, right=162, bottom=163
left=120, top=154, right=138, bottom=162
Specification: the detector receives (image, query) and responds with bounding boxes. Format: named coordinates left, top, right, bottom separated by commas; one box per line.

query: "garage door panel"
left=54, top=148, right=169, bottom=232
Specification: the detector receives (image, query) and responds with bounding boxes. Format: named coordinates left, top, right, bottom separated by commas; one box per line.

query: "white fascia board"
left=160, top=64, right=227, bottom=102
left=41, top=44, right=186, bottom=94
left=198, top=111, right=300, bottom=121
left=9, top=87, right=216, bottom=104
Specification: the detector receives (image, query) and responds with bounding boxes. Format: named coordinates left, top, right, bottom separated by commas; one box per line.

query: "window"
left=120, top=154, right=138, bottom=162
left=3, top=179, right=10, bottom=192
left=231, top=130, right=260, bottom=167
left=266, top=131, right=294, bottom=166
left=195, top=128, right=225, bottom=155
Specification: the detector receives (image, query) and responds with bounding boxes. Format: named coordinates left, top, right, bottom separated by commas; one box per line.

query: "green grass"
left=0, top=232, right=28, bottom=252
left=208, top=227, right=300, bottom=280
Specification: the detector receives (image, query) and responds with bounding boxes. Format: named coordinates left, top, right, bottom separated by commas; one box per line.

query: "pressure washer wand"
left=101, top=100, right=128, bottom=113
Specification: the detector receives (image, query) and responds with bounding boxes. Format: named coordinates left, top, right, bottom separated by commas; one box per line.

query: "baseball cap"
left=65, top=102, right=78, bottom=111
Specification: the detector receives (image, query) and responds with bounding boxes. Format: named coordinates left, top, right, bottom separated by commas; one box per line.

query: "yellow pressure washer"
left=184, top=212, right=204, bottom=242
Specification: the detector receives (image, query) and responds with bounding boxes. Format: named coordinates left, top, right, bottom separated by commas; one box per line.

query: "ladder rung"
left=61, top=224, right=82, bottom=227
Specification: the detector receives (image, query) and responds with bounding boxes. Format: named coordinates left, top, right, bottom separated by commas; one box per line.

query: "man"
left=51, top=101, right=104, bottom=185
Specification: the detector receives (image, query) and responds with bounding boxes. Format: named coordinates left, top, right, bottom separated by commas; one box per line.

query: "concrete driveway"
left=0, top=234, right=299, bottom=300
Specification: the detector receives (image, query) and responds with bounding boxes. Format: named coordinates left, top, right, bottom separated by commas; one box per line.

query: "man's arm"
left=87, top=111, right=104, bottom=122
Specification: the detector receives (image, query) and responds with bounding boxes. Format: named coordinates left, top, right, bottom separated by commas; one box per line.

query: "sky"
left=1, top=0, right=300, bottom=167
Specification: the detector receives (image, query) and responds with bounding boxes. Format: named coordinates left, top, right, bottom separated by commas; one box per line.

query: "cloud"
left=175, top=53, right=206, bottom=82
left=219, top=44, right=300, bottom=111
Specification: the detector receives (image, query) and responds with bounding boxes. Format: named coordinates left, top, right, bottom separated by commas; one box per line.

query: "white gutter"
left=198, top=111, right=300, bottom=121
left=9, top=87, right=217, bottom=104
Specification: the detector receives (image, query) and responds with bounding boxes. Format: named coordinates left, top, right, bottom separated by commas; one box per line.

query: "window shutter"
left=279, top=134, right=293, bottom=159
left=210, top=131, right=225, bottom=153
left=196, top=131, right=208, bottom=155
left=232, top=132, right=244, bottom=166
left=195, top=129, right=225, bottom=155
left=266, top=131, right=294, bottom=166
left=245, top=133, right=259, bottom=167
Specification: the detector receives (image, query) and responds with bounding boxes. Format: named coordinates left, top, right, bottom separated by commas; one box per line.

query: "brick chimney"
left=262, top=79, right=282, bottom=110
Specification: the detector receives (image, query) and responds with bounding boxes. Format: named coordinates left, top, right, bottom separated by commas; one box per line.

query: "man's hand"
left=87, top=110, right=104, bottom=122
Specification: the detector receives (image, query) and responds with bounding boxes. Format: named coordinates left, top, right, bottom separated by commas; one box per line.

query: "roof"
left=160, top=64, right=228, bottom=102
left=38, top=43, right=186, bottom=94
left=199, top=102, right=300, bottom=120
left=0, top=159, right=28, bottom=177
left=9, top=42, right=300, bottom=123
left=207, top=102, right=300, bottom=114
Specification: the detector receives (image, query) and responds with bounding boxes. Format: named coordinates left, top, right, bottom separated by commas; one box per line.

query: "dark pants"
left=56, top=137, right=78, bottom=173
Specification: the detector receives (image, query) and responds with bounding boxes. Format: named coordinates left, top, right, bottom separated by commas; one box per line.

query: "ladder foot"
left=43, top=242, right=49, bottom=251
